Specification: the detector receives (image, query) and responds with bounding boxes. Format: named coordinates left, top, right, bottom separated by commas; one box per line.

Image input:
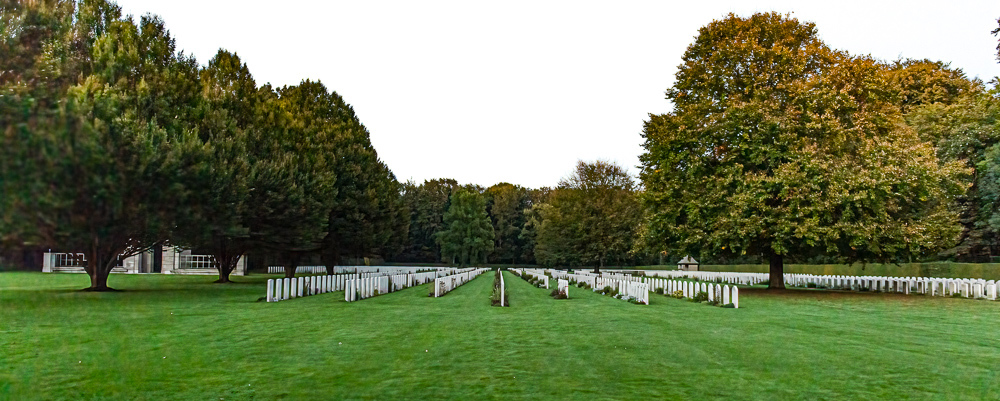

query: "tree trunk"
left=768, top=252, right=786, bottom=289
left=83, top=243, right=116, bottom=291
left=283, top=252, right=301, bottom=278
left=212, top=239, right=244, bottom=283
left=215, top=266, right=233, bottom=283
left=87, top=266, right=113, bottom=291
left=322, top=246, right=340, bottom=276
left=84, top=236, right=117, bottom=292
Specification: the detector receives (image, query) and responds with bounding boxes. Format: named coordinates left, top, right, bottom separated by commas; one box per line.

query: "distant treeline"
left=3, top=4, right=1000, bottom=289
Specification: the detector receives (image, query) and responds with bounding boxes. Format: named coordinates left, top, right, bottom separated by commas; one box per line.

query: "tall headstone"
left=558, top=279, right=570, bottom=298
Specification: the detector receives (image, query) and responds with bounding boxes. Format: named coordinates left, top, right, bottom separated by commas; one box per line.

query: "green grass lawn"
left=2, top=271, right=999, bottom=400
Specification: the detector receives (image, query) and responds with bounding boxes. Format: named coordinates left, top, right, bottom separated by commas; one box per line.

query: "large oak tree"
left=640, top=13, right=967, bottom=288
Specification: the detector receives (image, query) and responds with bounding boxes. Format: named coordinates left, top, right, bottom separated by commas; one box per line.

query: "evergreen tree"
left=1, top=6, right=207, bottom=290
left=436, top=189, right=494, bottom=266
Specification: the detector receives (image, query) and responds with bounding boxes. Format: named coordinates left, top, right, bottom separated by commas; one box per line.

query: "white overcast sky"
left=115, top=0, right=1000, bottom=189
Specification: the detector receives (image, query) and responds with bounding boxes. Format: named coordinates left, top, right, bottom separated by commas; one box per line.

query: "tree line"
left=399, top=159, right=646, bottom=270
left=0, top=0, right=405, bottom=289
left=3, top=4, right=1000, bottom=291
left=0, top=0, right=646, bottom=289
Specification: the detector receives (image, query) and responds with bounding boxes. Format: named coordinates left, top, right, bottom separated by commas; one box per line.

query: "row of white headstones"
left=654, top=279, right=739, bottom=308
left=266, top=265, right=327, bottom=274
left=640, top=270, right=1000, bottom=302
left=345, top=272, right=442, bottom=302
left=265, top=267, right=490, bottom=303
left=548, top=269, right=739, bottom=307
left=784, top=273, right=1000, bottom=299
left=267, top=272, right=403, bottom=302
left=267, top=269, right=452, bottom=302
left=266, top=265, right=447, bottom=275
left=600, top=276, right=651, bottom=304
left=517, top=269, right=654, bottom=305
left=433, top=269, right=490, bottom=297
left=509, top=269, right=550, bottom=289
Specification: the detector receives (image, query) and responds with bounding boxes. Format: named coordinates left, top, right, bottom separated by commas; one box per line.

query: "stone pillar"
left=42, top=253, right=53, bottom=273
left=160, top=246, right=176, bottom=274
left=232, top=256, right=247, bottom=276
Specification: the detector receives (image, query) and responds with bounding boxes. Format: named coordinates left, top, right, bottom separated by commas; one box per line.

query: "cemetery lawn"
left=2, top=272, right=999, bottom=400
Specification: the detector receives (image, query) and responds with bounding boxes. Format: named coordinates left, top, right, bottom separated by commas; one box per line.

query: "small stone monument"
left=677, top=255, right=699, bottom=271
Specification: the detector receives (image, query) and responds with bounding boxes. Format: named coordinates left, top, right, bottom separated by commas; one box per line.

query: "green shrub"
left=671, top=290, right=684, bottom=299
left=550, top=289, right=568, bottom=299
left=692, top=291, right=709, bottom=302
left=654, top=287, right=664, bottom=295
left=807, top=282, right=817, bottom=288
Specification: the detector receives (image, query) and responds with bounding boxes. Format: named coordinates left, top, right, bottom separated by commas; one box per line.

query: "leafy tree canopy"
left=436, top=189, right=494, bottom=267
left=534, top=160, right=641, bottom=270
left=640, top=12, right=968, bottom=288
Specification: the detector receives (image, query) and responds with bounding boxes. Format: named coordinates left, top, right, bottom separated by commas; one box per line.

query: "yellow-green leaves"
left=641, top=12, right=967, bottom=265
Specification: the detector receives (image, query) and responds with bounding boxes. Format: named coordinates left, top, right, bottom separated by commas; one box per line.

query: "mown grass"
left=2, top=271, right=999, bottom=400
